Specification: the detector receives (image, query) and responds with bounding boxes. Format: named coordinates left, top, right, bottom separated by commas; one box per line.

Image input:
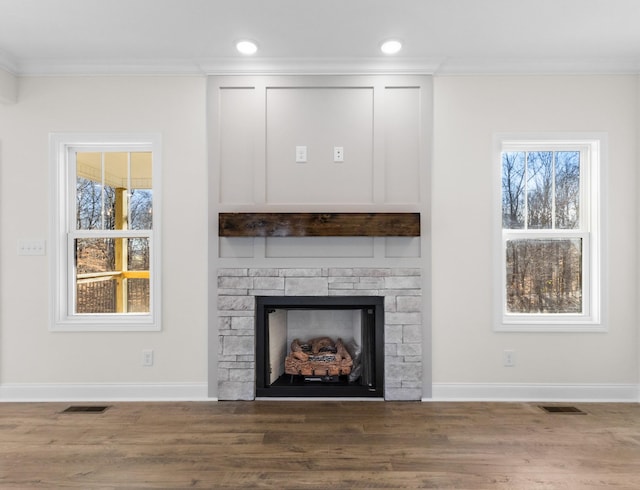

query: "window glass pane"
left=76, top=175, right=104, bottom=230
left=76, top=237, right=116, bottom=274
left=502, top=151, right=525, bottom=228
left=76, top=152, right=105, bottom=230
left=555, top=151, right=580, bottom=229
left=76, top=279, right=117, bottom=313
left=76, top=237, right=116, bottom=313
left=126, top=238, right=150, bottom=312
left=505, top=238, right=582, bottom=314
left=130, top=152, right=153, bottom=230
left=76, top=152, right=153, bottom=231
left=527, top=151, right=553, bottom=229
left=103, top=152, right=127, bottom=230
left=75, top=237, right=150, bottom=314
left=128, top=237, right=150, bottom=271
left=127, top=278, right=150, bottom=313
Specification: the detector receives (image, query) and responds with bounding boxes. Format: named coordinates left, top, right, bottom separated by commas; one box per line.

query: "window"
left=497, top=136, right=602, bottom=331
left=50, top=133, right=161, bottom=331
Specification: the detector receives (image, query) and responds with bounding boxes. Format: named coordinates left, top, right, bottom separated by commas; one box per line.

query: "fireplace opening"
left=255, top=296, right=384, bottom=397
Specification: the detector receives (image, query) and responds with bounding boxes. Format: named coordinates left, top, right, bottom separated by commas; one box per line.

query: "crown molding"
left=15, top=58, right=206, bottom=76
left=198, top=57, right=442, bottom=75
left=14, top=56, right=442, bottom=76
left=436, top=57, right=640, bottom=75
left=0, top=66, right=18, bottom=104
left=7, top=56, right=640, bottom=76
left=0, top=50, right=18, bottom=74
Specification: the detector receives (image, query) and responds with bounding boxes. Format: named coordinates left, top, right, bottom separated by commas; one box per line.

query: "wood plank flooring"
left=1, top=401, right=639, bottom=489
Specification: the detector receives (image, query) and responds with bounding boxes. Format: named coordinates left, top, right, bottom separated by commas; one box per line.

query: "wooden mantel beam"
left=219, top=212, right=420, bottom=237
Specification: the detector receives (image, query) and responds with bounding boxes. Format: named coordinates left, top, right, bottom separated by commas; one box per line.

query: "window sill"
left=495, top=322, right=606, bottom=333
left=51, top=316, right=160, bottom=332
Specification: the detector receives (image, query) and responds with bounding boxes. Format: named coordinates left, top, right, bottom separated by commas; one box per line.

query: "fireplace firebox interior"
left=255, top=296, right=384, bottom=397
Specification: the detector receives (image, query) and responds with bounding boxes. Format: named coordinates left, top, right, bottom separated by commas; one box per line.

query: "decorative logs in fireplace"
left=255, top=295, right=384, bottom=397
left=285, top=337, right=353, bottom=377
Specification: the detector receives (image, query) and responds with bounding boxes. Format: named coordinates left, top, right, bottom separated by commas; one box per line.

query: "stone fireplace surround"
left=217, top=267, right=422, bottom=400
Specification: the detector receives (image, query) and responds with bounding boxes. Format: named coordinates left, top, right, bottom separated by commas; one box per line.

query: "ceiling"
left=1, top=0, right=639, bottom=75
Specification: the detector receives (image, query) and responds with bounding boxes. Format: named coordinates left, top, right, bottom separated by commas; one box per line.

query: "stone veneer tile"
left=397, top=343, right=422, bottom=357
left=218, top=381, right=254, bottom=401
left=249, top=289, right=287, bottom=296
left=218, top=268, right=248, bottom=277
left=217, top=267, right=422, bottom=401
left=328, top=268, right=354, bottom=277
left=390, top=268, right=421, bottom=276
left=249, top=268, right=280, bottom=277
left=328, top=282, right=355, bottom=290
left=218, top=276, right=253, bottom=289
left=217, top=295, right=255, bottom=311
left=328, top=289, right=379, bottom=296
left=285, top=277, right=329, bottom=296
left=217, top=288, right=248, bottom=296
left=328, top=276, right=359, bottom=283
left=222, top=336, right=254, bottom=356
left=383, top=289, right=422, bottom=296
left=386, top=312, right=422, bottom=325
left=403, top=324, right=423, bottom=343
left=231, top=316, right=255, bottom=331
left=352, top=268, right=391, bottom=277
left=385, top=388, right=421, bottom=401
left=396, top=296, right=422, bottom=312
left=385, top=324, right=403, bottom=343
left=253, top=277, right=285, bottom=290
left=281, top=268, right=325, bottom=277
left=385, top=276, right=422, bottom=289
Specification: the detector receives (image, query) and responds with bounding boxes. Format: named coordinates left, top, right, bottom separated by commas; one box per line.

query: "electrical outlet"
left=142, top=349, right=154, bottom=367
left=503, top=350, right=515, bottom=367
left=295, top=145, right=307, bottom=163
left=333, top=146, right=344, bottom=162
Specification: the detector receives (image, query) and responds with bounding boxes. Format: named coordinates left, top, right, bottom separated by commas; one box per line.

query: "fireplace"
left=217, top=267, right=423, bottom=401
left=255, top=296, right=384, bottom=397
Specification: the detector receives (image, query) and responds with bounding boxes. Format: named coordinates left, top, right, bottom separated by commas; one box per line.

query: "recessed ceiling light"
left=380, top=39, right=402, bottom=55
left=236, top=40, right=258, bottom=55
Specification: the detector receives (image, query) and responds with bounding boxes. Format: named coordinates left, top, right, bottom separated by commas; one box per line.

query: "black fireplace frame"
left=255, top=296, right=384, bottom=398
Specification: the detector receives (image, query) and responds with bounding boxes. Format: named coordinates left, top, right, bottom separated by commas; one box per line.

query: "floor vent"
left=539, top=405, right=586, bottom=414
left=61, top=405, right=110, bottom=414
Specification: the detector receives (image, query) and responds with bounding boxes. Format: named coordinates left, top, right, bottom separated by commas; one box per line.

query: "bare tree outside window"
left=502, top=150, right=582, bottom=314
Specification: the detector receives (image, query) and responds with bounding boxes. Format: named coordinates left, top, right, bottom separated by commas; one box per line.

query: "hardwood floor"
left=1, top=401, right=639, bottom=489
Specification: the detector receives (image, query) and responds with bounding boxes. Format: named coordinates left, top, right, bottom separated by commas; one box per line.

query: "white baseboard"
left=427, top=383, right=640, bottom=402
left=0, top=382, right=212, bottom=402
left=3, top=382, right=636, bottom=403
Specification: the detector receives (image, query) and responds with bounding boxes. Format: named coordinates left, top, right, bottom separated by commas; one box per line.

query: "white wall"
left=637, top=75, right=640, bottom=399
left=0, top=73, right=638, bottom=401
left=0, top=76, right=208, bottom=398
left=432, top=76, right=638, bottom=397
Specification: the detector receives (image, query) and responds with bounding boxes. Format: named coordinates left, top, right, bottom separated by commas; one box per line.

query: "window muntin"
left=499, top=139, right=600, bottom=329
left=51, top=134, right=161, bottom=331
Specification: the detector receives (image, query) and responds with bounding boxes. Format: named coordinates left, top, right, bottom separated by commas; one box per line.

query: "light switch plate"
left=18, top=240, right=46, bottom=256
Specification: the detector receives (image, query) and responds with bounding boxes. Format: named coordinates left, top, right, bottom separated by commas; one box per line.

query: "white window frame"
left=50, top=133, right=162, bottom=331
left=494, top=133, right=605, bottom=332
